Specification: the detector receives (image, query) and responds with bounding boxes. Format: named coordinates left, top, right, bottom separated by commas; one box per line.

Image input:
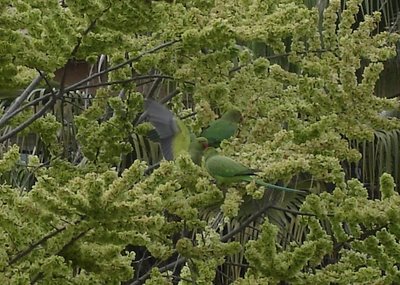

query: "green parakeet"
left=144, top=99, right=191, bottom=160
left=189, top=136, right=208, bottom=165
left=204, top=147, right=303, bottom=193
left=200, top=109, right=242, bottom=147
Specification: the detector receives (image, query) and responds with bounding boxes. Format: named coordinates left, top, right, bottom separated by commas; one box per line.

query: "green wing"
left=201, top=109, right=241, bottom=146
left=205, top=155, right=256, bottom=178
left=205, top=151, right=304, bottom=193
left=200, top=120, right=238, bottom=146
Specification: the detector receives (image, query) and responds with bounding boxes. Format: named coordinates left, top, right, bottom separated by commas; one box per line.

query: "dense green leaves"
left=238, top=174, right=400, bottom=284
left=0, top=0, right=399, bottom=283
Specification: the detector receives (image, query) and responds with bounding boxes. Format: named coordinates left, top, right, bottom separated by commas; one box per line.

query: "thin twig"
left=221, top=204, right=273, bottom=242
left=136, top=80, right=155, bottom=87
left=30, top=227, right=92, bottom=285
left=0, top=92, right=53, bottom=127
left=35, top=69, right=57, bottom=98
left=388, top=13, right=400, bottom=33
left=58, top=228, right=92, bottom=255
left=144, top=163, right=160, bottom=175
left=267, top=48, right=331, bottom=60
left=160, top=89, right=180, bottom=103
left=130, top=203, right=275, bottom=284
left=0, top=9, right=108, bottom=142
left=168, top=274, right=195, bottom=283
left=229, top=48, right=335, bottom=74
left=64, top=40, right=181, bottom=93
left=0, top=75, right=43, bottom=128
left=216, top=267, right=236, bottom=283
left=135, top=250, right=150, bottom=279
left=67, top=74, right=191, bottom=92
left=62, top=98, right=85, bottom=111
left=147, top=77, right=163, bottom=99
left=223, top=261, right=251, bottom=268
left=269, top=205, right=319, bottom=217
left=0, top=97, right=57, bottom=143
left=333, top=224, right=387, bottom=252
left=7, top=225, right=67, bottom=267
left=179, top=112, right=197, bottom=120
left=3, top=41, right=179, bottom=141
left=129, top=257, right=187, bottom=285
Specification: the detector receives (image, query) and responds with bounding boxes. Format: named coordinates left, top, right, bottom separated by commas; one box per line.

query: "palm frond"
left=346, top=129, right=400, bottom=197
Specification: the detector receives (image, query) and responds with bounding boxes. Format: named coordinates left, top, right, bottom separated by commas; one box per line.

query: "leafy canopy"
left=0, top=0, right=399, bottom=284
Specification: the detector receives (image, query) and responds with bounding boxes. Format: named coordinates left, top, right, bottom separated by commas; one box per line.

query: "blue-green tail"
left=242, top=177, right=305, bottom=193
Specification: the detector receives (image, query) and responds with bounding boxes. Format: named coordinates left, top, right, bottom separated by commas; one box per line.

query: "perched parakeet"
left=200, top=109, right=242, bottom=147
left=144, top=99, right=191, bottom=160
left=204, top=147, right=303, bottom=193
left=189, top=136, right=208, bottom=165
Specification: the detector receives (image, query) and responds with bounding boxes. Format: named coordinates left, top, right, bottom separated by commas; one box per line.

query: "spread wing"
left=144, top=99, right=179, bottom=160
left=144, top=99, right=179, bottom=139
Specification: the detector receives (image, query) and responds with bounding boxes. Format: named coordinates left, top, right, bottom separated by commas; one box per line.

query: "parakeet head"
left=196, top=137, right=209, bottom=149
left=222, top=109, right=242, bottom=123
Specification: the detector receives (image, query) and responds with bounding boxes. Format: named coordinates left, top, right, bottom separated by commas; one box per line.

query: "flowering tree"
left=0, top=0, right=399, bottom=284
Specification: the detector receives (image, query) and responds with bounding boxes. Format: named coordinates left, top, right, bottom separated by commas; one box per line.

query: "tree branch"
left=129, top=257, right=187, bottom=285
left=220, top=204, right=272, bottom=242
left=179, top=112, right=197, bottom=120
left=64, top=40, right=181, bottom=93
left=144, top=163, right=160, bottom=175
left=0, top=8, right=108, bottom=142
left=333, top=224, right=387, bottom=252
left=229, top=48, right=336, bottom=74
left=130, top=203, right=275, bottom=284
left=160, top=89, right=181, bottom=104
left=0, top=74, right=43, bottom=128
left=147, top=77, right=163, bottom=99
left=0, top=97, right=57, bottom=143
left=67, top=74, right=192, bottom=92
left=30, top=227, right=92, bottom=285
left=7, top=225, right=66, bottom=267
left=6, top=219, right=83, bottom=269
left=1, top=40, right=179, bottom=141
left=269, top=205, right=319, bottom=217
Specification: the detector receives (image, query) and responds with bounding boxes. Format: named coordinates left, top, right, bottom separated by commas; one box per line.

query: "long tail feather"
left=241, top=177, right=304, bottom=193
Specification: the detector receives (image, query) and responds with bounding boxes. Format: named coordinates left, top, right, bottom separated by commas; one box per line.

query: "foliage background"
left=0, top=0, right=400, bottom=284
